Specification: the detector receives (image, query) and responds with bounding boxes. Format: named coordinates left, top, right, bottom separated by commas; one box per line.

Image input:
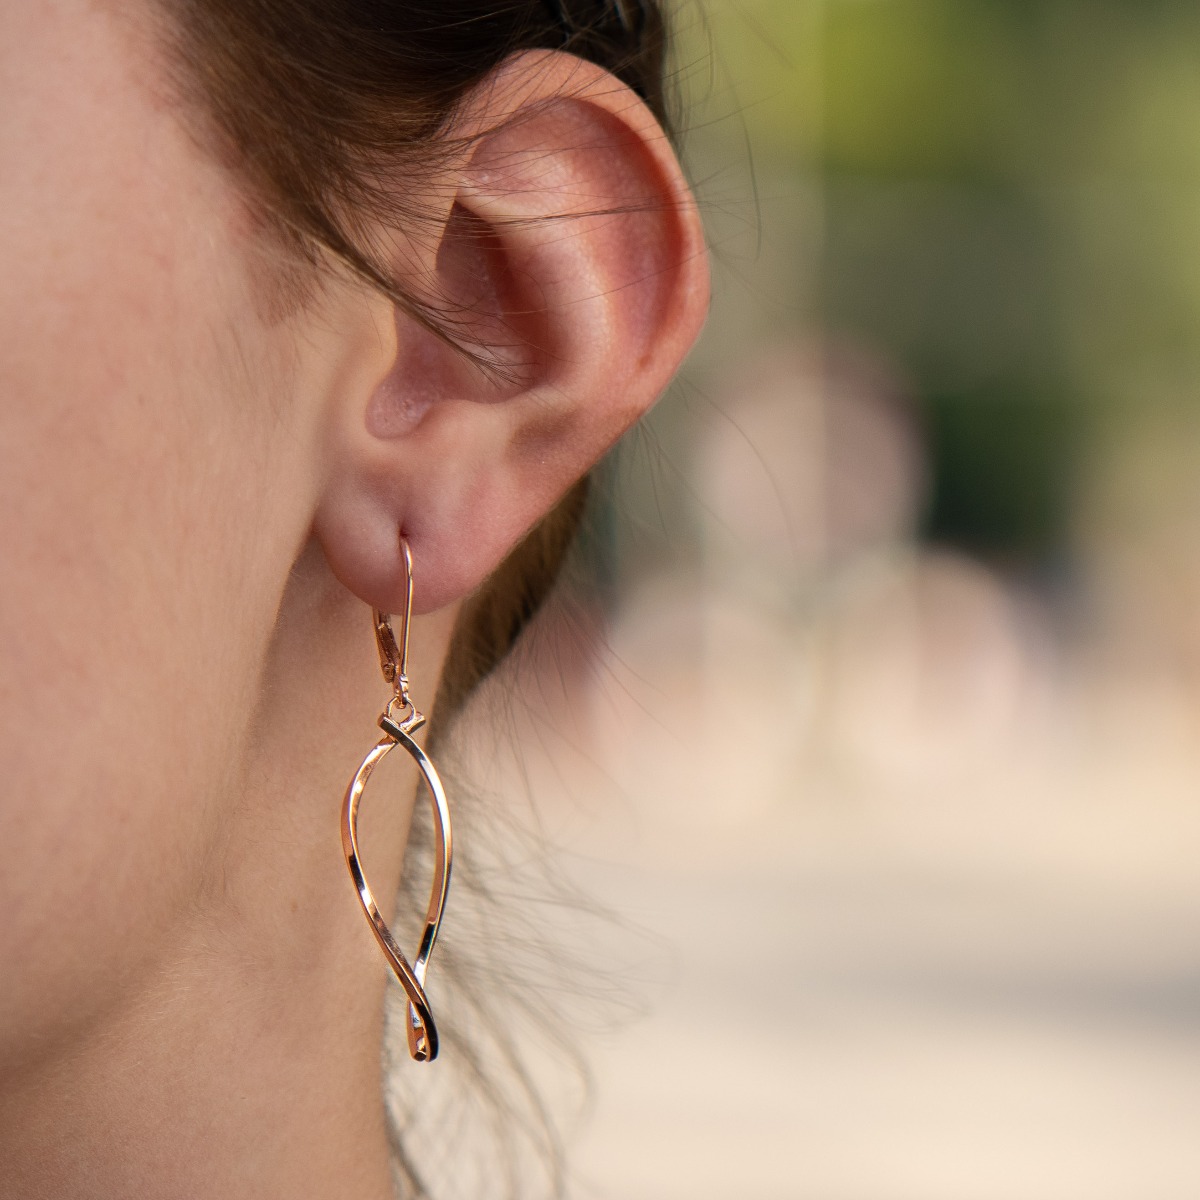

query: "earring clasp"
left=373, top=536, right=425, bottom=734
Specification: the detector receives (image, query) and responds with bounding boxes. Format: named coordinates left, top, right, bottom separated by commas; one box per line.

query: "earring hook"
left=373, top=535, right=424, bottom=733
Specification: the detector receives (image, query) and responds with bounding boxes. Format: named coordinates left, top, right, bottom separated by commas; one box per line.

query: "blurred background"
left=442, top=3, right=1200, bottom=1198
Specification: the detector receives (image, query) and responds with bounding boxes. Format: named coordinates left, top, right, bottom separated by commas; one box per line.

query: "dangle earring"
left=341, top=535, right=452, bottom=1062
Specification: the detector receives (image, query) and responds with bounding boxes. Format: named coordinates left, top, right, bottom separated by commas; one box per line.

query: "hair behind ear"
left=430, top=478, right=589, bottom=741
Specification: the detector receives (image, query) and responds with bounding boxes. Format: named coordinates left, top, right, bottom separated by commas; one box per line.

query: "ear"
left=314, top=50, right=709, bottom=614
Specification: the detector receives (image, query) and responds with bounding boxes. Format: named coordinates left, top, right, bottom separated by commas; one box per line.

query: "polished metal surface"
left=342, top=535, right=453, bottom=1062
left=373, top=538, right=414, bottom=696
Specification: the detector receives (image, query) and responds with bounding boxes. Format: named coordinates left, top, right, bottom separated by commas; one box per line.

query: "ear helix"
left=340, top=535, right=453, bottom=1062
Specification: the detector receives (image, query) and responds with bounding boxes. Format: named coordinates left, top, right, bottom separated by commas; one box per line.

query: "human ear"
left=314, top=50, right=709, bottom=614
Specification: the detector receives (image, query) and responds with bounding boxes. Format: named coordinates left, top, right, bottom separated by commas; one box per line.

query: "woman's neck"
left=0, top=548, right=459, bottom=1199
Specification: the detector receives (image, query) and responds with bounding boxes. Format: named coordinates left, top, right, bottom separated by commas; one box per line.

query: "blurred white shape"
left=820, top=549, right=1046, bottom=784
left=587, top=574, right=817, bottom=841
left=460, top=330, right=1200, bottom=1200
left=697, top=342, right=926, bottom=587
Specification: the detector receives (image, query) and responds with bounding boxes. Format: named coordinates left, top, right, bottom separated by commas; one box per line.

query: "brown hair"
left=162, top=0, right=674, bottom=732
left=160, top=3, right=677, bottom=1195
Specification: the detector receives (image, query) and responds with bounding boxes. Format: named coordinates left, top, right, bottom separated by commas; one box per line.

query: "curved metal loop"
left=342, top=724, right=453, bottom=1062
left=345, top=534, right=450, bottom=1063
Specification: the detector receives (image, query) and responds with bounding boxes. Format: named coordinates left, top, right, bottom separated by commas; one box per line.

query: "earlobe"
left=314, top=51, right=709, bottom=616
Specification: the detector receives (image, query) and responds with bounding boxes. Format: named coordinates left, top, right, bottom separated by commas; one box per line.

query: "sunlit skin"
left=0, top=2, right=706, bottom=1197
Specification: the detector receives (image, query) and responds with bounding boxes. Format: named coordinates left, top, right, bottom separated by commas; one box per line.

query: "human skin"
left=0, top=3, right=707, bottom=1197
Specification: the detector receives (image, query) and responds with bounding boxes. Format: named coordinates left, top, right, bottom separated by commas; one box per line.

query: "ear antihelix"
left=340, top=534, right=453, bottom=1063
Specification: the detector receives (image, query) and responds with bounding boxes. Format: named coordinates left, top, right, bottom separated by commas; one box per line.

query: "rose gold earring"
left=341, top=535, right=452, bottom=1063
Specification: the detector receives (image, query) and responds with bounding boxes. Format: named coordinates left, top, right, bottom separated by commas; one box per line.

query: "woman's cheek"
left=0, top=0, right=291, bottom=1068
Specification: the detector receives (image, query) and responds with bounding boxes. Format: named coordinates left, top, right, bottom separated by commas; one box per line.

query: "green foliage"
left=682, top=0, right=1200, bottom=559
left=922, top=382, right=1078, bottom=556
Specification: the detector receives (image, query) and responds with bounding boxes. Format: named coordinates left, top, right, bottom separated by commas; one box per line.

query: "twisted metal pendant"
left=340, top=538, right=452, bottom=1062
